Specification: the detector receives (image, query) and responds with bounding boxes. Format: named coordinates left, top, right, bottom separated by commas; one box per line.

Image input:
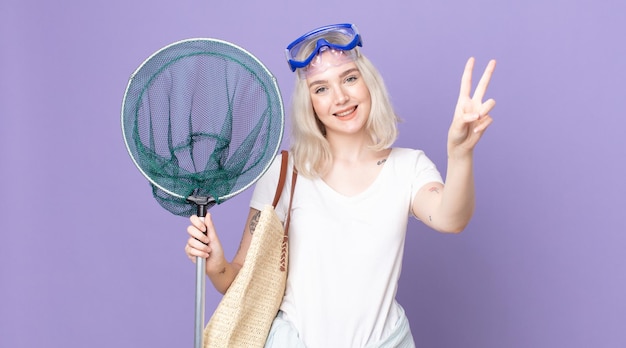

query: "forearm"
left=204, top=208, right=257, bottom=294
left=206, top=258, right=242, bottom=295
left=437, top=153, right=476, bottom=232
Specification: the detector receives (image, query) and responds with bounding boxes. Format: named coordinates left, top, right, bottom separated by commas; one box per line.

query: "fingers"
left=187, top=234, right=210, bottom=254
left=185, top=214, right=211, bottom=261
left=458, top=57, right=475, bottom=99
left=188, top=217, right=209, bottom=243
left=472, top=114, right=493, bottom=134
left=461, top=108, right=495, bottom=132
left=185, top=240, right=209, bottom=262
left=472, top=59, right=496, bottom=102
left=184, top=213, right=224, bottom=264
left=201, top=213, right=220, bottom=242
left=479, top=98, right=496, bottom=117
left=459, top=58, right=496, bottom=101
left=450, top=58, right=496, bottom=154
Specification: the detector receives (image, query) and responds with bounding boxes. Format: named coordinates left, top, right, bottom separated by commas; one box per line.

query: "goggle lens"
left=285, top=23, right=362, bottom=72
left=299, top=47, right=358, bottom=78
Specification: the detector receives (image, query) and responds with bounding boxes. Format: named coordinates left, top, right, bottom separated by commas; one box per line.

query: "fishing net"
left=121, top=38, right=284, bottom=217
left=120, top=38, right=284, bottom=348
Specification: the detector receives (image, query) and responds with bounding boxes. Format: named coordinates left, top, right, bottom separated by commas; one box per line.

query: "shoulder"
left=389, top=147, right=433, bottom=166
left=390, top=147, right=424, bottom=158
left=250, top=152, right=284, bottom=208
left=265, top=152, right=285, bottom=179
left=388, top=147, right=442, bottom=181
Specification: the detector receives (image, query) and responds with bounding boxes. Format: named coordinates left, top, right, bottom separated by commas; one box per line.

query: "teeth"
left=335, top=107, right=355, bottom=117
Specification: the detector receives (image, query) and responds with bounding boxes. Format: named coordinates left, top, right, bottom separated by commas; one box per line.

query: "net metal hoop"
left=121, top=38, right=284, bottom=202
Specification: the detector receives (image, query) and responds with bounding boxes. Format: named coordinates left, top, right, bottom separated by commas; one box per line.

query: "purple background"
left=1, top=0, right=625, bottom=347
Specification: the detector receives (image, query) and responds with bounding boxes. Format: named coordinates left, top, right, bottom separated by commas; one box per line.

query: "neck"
left=326, top=132, right=378, bottom=163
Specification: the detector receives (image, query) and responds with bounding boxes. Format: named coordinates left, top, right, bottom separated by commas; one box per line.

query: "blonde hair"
left=289, top=53, right=400, bottom=178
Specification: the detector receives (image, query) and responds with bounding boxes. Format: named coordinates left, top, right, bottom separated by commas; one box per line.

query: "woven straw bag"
left=203, top=150, right=297, bottom=347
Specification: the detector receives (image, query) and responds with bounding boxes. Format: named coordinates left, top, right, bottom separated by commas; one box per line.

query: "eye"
left=313, top=86, right=328, bottom=94
left=344, top=75, right=358, bottom=84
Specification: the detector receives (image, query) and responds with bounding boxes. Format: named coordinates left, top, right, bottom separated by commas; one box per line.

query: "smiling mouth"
left=334, top=106, right=357, bottom=117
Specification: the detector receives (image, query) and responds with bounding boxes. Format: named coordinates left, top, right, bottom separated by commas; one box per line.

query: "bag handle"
left=271, top=150, right=298, bottom=272
left=271, top=150, right=290, bottom=207
left=283, top=164, right=297, bottom=235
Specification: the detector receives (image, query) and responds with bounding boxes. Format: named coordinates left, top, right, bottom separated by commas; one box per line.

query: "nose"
left=334, top=86, right=349, bottom=104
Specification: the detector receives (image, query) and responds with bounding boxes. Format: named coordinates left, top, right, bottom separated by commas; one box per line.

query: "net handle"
left=186, top=197, right=213, bottom=348
left=195, top=241, right=206, bottom=348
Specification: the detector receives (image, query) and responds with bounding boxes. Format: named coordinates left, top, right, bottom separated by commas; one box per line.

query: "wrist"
left=447, top=148, right=474, bottom=162
left=206, top=257, right=229, bottom=276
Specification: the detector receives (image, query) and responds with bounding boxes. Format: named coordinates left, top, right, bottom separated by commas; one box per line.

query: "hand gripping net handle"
left=120, top=38, right=284, bottom=348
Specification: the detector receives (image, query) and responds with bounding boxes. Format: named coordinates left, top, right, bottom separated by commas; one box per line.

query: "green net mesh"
left=122, top=39, right=284, bottom=217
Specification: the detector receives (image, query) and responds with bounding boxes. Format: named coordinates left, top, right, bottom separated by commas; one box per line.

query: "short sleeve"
left=249, top=153, right=283, bottom=211
left=408, top=150, right=444, bottom=209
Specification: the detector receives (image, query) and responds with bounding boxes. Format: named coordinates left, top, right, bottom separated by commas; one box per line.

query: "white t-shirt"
left=250, top=147, right=443, bottom=347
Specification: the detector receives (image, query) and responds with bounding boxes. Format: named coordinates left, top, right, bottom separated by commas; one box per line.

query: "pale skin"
left=184, top=55, right=496, bottom=294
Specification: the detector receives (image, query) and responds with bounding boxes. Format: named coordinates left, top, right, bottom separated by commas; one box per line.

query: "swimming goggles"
left=285, top=23, right=363, bottom=72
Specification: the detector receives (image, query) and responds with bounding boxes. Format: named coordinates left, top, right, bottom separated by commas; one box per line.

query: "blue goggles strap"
left=285, top=23, right=363, bottom=72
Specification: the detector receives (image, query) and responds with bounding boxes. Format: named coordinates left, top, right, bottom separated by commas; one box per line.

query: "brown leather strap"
left=271, top=150, right=289, bottom=208
left=270, top=150, right=298, bottom=230
left=283, top=169, right=297, bottom=235
left=271, top=151, right=298, bottom=272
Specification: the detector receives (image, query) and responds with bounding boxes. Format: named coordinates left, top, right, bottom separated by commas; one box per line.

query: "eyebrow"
left=308, top=68, right=360, bottom=88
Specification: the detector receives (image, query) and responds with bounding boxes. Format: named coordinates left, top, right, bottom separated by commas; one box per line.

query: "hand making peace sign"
left=447, top=57, right=497, bottom=158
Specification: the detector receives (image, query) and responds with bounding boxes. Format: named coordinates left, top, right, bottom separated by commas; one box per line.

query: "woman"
left=185, top=23, right=496, bottom=347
